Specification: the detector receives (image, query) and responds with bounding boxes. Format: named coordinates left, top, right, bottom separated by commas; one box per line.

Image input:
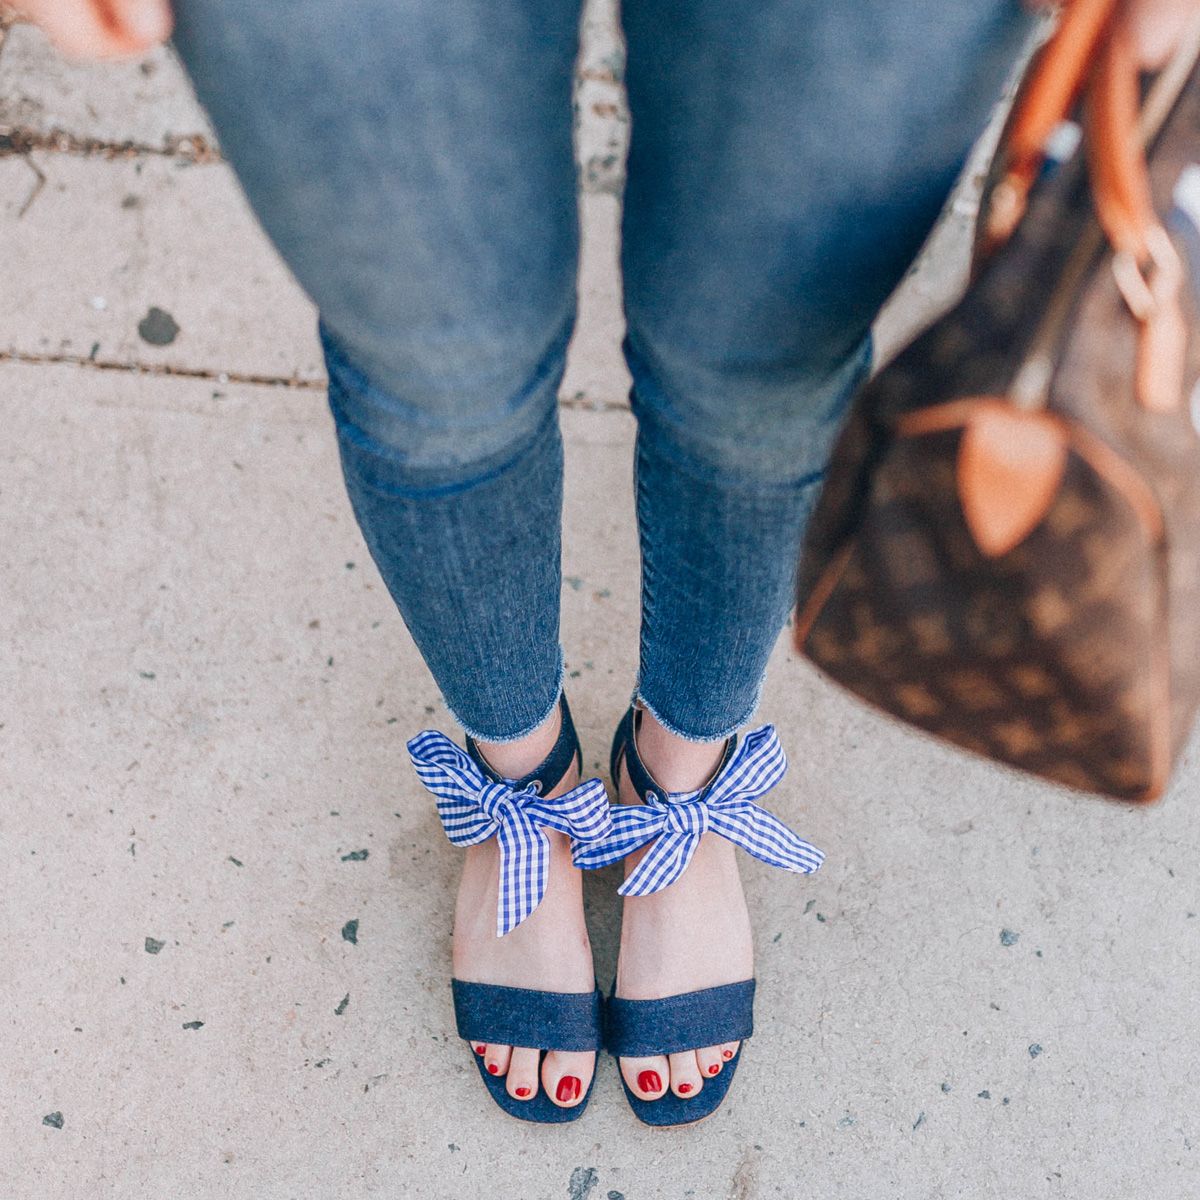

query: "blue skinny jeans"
left=172, top=0, right=1031, bottom=743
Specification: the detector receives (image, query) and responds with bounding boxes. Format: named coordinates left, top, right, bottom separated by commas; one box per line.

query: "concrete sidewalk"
left=1, top=9, right=1197, bottom=1199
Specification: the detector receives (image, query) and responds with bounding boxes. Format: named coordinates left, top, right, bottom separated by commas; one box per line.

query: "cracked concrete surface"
left=0, top=20, right=215, bottom=149
left=2, top=6, right=1198, bottom=1199
left=0, top=150, right=323, bottom=381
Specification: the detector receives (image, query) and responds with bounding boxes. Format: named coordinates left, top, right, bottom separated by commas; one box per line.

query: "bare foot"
left=452, top=706, right=596, bottom=1108
left=614, top=710, right=752, bottom=1103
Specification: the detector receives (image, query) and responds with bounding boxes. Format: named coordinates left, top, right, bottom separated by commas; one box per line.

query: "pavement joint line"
left=577, top=67, right=622, bottom=84
left=0, top=348, right=323, bottom=388
left=0, top=125, right=222, bottom=162
left=558, top=393, right=629, bottom=411
left=0, top=349, right=633, bottom=408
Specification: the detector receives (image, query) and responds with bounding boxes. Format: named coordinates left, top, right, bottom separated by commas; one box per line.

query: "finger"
left=14, top=0, right=171, bottom=60
left=1127, top=0, right=1200, bottom=70
left=113, top=0, right=174, bottom=45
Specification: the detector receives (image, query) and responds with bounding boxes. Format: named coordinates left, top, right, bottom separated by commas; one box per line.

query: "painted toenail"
left=637, top=1070, right=662, bottom=1094
left=678, top=1082, right=693, bottom=1094
left=708, top=1064, right=720, bottom=1075
left=556, top=1076, right=582, bottom=1103
left=514, top=1086, right=531, bottom=1098
left=487, top=1063, right=499, bottom=1075
left=474, top=1045, right=485, bottom=1055
left=723, top=1049, right=734, bottom=1059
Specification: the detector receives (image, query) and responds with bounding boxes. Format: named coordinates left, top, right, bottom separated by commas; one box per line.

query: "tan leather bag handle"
left=985, top=0, right=1198, bottom=413
left=1088, top=20, right=1189, bottom=412
left=984, top=0, right=1121, bottom=247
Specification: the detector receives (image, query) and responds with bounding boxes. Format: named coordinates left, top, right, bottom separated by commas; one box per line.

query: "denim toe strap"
left=452, top=980, right=604, bottom=1052
left=408, top=731, right=611, bottom=936
left=574, top=724, right=824, bottom=895
left=604, top=981, right=755, bottom=1058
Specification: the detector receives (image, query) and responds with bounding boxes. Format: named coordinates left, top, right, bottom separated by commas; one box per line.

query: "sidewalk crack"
left=15, top=149, right=43, bottom=216
left=1, top=349, right=631, bottom=407
left=0, top=348, right=322, bottom=388
left=0, top=126, right=221, bottom=163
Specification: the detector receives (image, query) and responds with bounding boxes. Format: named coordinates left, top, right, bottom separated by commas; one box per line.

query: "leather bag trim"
left=795, top=397, right=1171, bottom=801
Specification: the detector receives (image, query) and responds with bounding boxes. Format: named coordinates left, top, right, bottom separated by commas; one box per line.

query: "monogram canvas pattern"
left=801, top=425, right=1168, bottom=799
left=795, top=53, right=1200, bottom=803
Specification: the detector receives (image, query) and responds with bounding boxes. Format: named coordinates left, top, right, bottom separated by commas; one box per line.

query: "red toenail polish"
left=637, top=1070, right=662, bottom=1094
left=474, top=1045, right=485, bottom=1055
left=678, top=1082, right=693, bottom=1094
left=708, top=1064, right=720, bottom=1074
left=556, top=1076, right=582, bottom=1103
left=514, top=1086, right=531, bottom=1098
left=487, top=1063, right=499, bottom=1075
left=723, top=1050, right=734, bottom=1059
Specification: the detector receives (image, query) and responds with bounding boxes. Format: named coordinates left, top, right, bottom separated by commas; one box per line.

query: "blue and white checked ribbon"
left=408, top=730, right=612, bottom=937
left=572, top=724, right=824, bottom=895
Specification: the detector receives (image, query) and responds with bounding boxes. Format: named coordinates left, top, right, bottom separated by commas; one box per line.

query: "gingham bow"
left=573, top=724, right=824, bottom=895
left=408, top=730, right=612, bottom=936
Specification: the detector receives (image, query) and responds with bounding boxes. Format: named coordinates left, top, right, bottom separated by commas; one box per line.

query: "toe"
left=719, top=1041, right=740, bottom=1063
left=542, top=1050, right=594, bottom=1108
left=482, top=1043, right=511, bottom=1078
left=620, top=1055, right=670, bottom=1100
left=696, top=1044, right=724, bottom=1079
left=506, top=1047, right=540, bottom=1101
left=669, top=1050, right=703, bottom=1099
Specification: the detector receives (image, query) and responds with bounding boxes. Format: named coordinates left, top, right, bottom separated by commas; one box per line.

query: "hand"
left=1123, top=0, right=1200, bottom=68
left=9, top=0, right=172, bottom=60
left=1030, top=0, right=1200, bottom=68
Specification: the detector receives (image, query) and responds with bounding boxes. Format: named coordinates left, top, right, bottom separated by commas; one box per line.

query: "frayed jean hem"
left=447, top=652, right=566, bottom=745
left=630, top=678, right=765, bottom=746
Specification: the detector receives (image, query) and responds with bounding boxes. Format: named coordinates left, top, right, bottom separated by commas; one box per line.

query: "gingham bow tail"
left=573, top=724, right=824, bottom=896
left=407, top=730, right=611, bottom=936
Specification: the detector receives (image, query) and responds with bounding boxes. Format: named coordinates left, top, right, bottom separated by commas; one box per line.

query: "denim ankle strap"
left=409, top=693, right=609, bottom=937
left=578, top=715, right=823, bottom=896
left=611, top=705, right=737, bottom=805
left=466, top=693, right=582, bottom=795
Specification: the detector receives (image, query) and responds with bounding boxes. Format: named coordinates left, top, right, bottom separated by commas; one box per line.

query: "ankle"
left=474, top=704, right=562, bottom=781
left=634, top=708, right=726, bottom=793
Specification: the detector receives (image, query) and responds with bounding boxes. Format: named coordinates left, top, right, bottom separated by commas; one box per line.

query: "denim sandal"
left=452, top=980, right=605, bottom=1122
left=407, top=695, right=612, bottom=1123
left=574, top=705, right=824, bottom=1126
left=605, top=981, right=755, bottom=1126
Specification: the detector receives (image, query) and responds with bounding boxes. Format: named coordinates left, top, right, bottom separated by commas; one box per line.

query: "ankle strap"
left=611, top=705, right=737, bottom=804
left=466, top=693, right=582, bottom=795
left=577, top=721, right=825, bottom=896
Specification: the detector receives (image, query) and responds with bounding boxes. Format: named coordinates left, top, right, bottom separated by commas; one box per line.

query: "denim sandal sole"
left=452, top=979, right=604, bottom=1123
left=604, top=980, right=755, bottom=1127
